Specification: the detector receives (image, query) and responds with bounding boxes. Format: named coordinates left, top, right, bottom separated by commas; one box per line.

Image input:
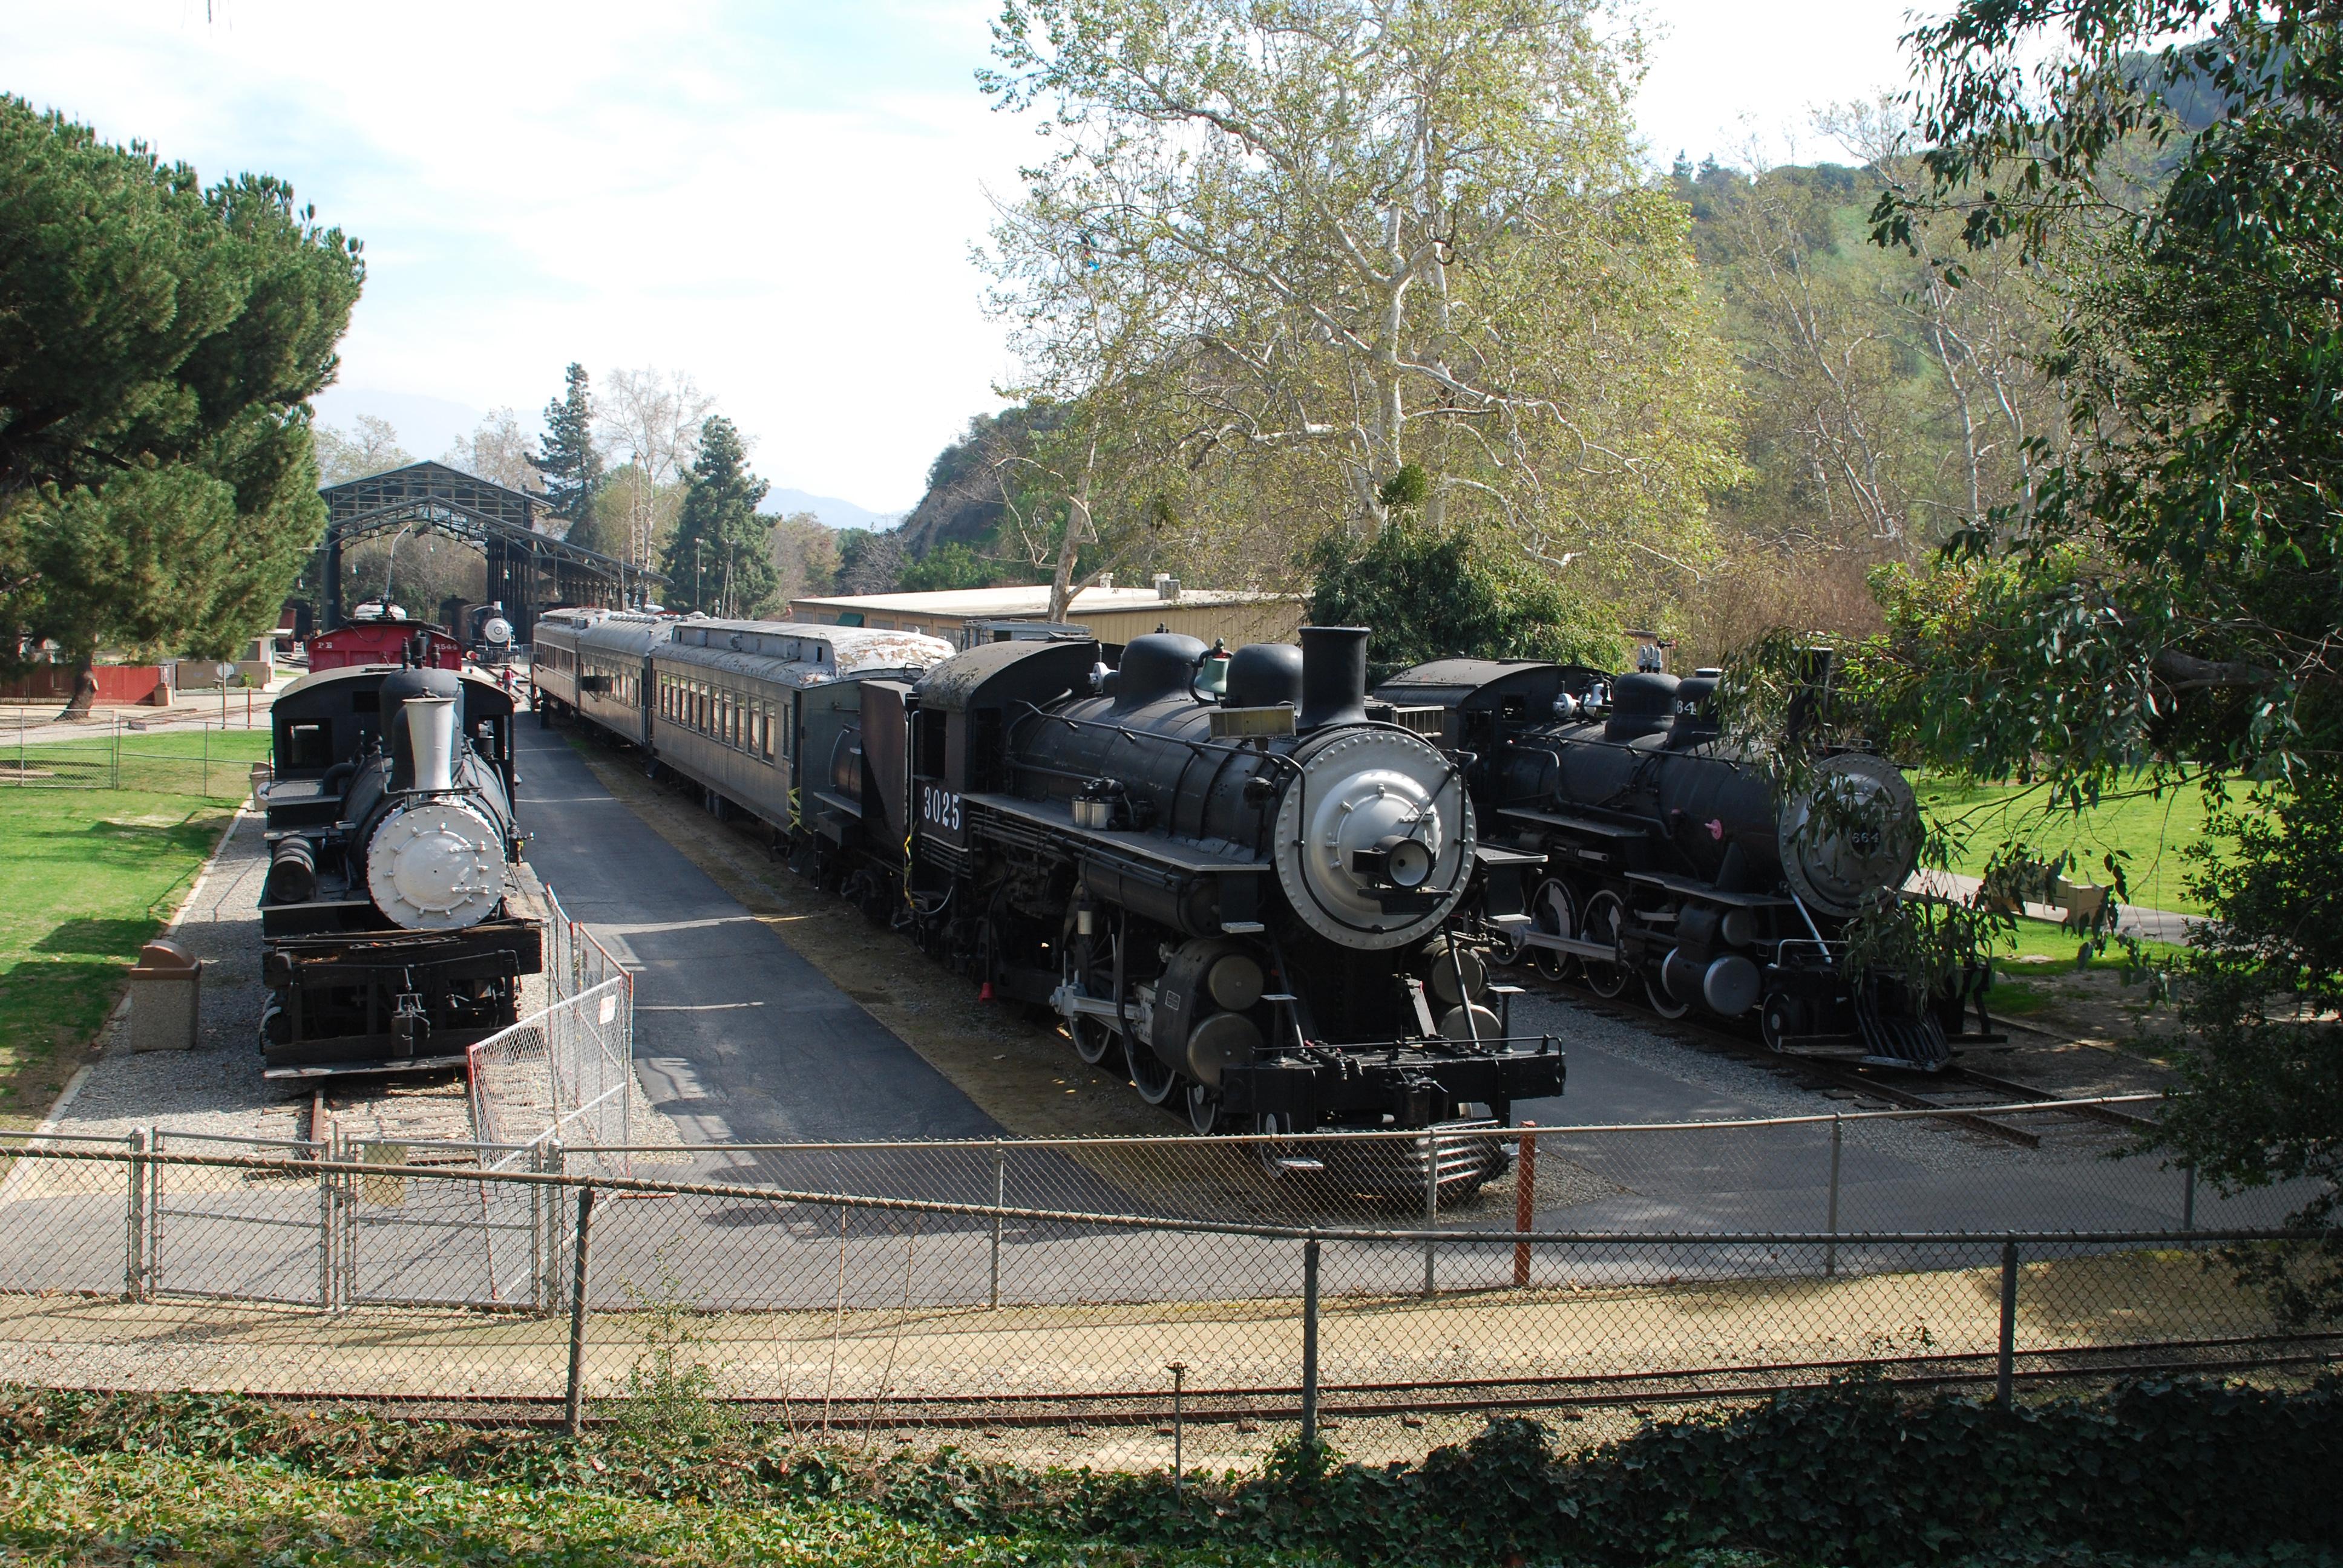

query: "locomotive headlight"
left=1351, top=832, right=1434, bottom=890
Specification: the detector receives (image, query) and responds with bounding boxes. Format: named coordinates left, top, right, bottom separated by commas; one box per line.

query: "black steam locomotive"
left=1374, top=658, right=1973, bottom=1069
left=881, top=626, right=1564, bottom=1137
left=539, top=613, right=1565, bottom=1142
left=255, top=647, right=540, bottom=1079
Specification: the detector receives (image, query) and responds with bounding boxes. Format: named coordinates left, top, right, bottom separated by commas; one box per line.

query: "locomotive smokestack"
left=403, top=696, right=460, bottom=793
left=1297, top=626, right=1370, bottom=733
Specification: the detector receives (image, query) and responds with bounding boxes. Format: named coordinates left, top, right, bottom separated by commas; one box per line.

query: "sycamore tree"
left=597, top=367, right=715, bottom=573
left=982, top=0, right=1739, bottom=612
left=0, top=97, right=362, bottom=685
left=1765, top=1, right=2343, bottom=1315
left=660, top=417, right=775, bottom=616
left=315, top=414, right=412, bottom=486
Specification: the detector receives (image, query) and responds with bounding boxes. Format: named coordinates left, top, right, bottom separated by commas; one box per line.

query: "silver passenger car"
left=648, top=619, right=953, bottom=835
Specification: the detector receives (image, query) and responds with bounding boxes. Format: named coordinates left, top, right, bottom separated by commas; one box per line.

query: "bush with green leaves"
left=2, top=1377, right=2334, bottom=1564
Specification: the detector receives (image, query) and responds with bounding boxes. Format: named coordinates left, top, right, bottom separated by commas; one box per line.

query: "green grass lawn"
left=0, top=1451, right=1320, bottom=1568
left=0, top=730, right=268, bottom=1131
left=1916, top=773, right=2230, bottom=915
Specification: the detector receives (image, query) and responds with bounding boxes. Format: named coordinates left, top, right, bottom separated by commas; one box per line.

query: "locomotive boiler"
left=1376, top=658, right=1970, bottom=1068
left=255, top=653, right=542, bottom=1078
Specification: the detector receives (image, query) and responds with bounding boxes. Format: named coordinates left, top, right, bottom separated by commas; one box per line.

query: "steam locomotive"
left=1373, top=658, right=1974, bottom=1068
left=540, top=614, right=1566, bottom=1142
left=255, top=639, right=540, bottom=1079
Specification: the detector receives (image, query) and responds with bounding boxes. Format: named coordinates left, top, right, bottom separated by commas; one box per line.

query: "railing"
left=0, top=711, right=264, bottom=796
left=0, top=1130, right=2328, bottom=1443
left=466, top=887, right=633, bottom=1176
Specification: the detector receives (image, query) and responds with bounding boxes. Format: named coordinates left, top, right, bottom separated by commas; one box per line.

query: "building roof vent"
left=1153, top=573, right=1181, bottom=601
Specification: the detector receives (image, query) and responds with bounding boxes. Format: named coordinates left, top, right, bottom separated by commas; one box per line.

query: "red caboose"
left=305, top=618, right=465, bottom=673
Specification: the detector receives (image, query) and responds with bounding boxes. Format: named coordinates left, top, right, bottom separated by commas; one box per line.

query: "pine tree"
left=531, top=362, right=603, bottom=529
left=661, top=416, right=776, bottom=615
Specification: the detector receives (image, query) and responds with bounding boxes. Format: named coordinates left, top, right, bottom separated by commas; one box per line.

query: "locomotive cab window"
left=285, top=722, right=333, bottom=769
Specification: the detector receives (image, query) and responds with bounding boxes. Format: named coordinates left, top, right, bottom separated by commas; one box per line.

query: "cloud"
left=4, top=0, right=1027, bottom=512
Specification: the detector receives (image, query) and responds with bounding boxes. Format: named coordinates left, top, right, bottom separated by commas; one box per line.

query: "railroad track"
left=1504, top=973, right=2160, bottom=1149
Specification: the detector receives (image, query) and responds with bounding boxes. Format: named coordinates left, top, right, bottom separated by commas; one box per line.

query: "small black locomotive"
left=256, top=641, right=541, bottom=1079
left=1375, top=658, right=1978, bottom=1068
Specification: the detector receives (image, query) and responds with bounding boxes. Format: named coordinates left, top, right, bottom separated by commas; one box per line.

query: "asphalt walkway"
left=512, top=722, right=999, bottom=1153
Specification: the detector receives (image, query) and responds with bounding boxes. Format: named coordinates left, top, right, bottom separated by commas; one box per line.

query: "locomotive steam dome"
left=1273, top=629, right=1475, bottom=949
left=1778, top=751, right=1921, bottom=918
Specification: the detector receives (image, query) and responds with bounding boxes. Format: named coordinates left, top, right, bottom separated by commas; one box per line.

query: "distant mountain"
left=312, top=387, right=487, bottom=462
left=762, top=488, right=898, bottom=531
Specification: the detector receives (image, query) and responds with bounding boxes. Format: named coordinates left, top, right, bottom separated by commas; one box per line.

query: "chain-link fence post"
left=202, top=720, right=209, bottom=798
left=123, top=1128, right=147, bottom=1300
left=1421, top=1129, right=1438, bottom=1296
left=1512, top=1121, right=1537, bottom=1287
left=1996, top=1239, right=2019, bottom=1408
left=989, top=1139, right=1005, bottom=1310
left=541, top=1138, right=566, bottom=1312
left=316, top=1140, right=334, bottom=1310
left=110, top=714, right=120, bottom=791
left=1167, top=1361, right=1187, bottom=1494
left=1300, top=1235, right=1322, bottom=1452
left=2183, top=1164, right=2197, bottom=1231
left=565, top=1183, right=597, bottom=1436
left=1825, top=1113, right=1843, bottom=1278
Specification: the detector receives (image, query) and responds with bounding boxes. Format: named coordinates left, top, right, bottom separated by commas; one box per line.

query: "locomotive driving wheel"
left=1060, top=902, right=1125, bottom=1071
left=1579, top=889, right=1631, bottom=999
left=1128, top=1045, right=1180, bottom=1106
left=1526, top=877, right=1578, bottom=981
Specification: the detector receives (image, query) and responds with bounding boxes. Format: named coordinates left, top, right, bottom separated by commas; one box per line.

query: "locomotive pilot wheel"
left=1579, top=889, right=1630, bottom=1000
left=1186, top=1082, right=1221, bottom=1134
left=1645, top=970, right=1691, bottom=1020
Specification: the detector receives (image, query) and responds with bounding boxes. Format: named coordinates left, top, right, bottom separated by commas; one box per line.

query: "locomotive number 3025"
left=920, top=783, right=963, bottom=832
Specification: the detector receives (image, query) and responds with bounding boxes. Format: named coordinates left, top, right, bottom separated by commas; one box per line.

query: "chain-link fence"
left=467, top=890, right=634, bottom=1175
left=0, top=1126, right=2330, bottom=1456
left=0, top=711, right=267, bottom=797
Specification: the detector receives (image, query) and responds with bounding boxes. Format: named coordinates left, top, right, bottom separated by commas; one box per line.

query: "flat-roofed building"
left=786, top=576, right=1304, bottom=650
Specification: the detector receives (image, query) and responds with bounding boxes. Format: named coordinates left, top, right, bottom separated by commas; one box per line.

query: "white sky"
left=1, top=0, right=1922, bottom=515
